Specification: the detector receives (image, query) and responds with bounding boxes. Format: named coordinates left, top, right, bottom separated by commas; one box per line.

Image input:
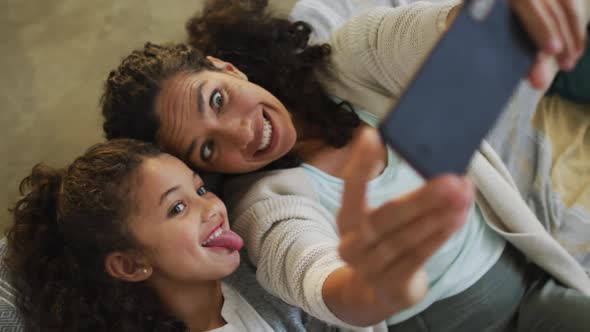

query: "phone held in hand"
left=378, top=0, right=536, bottom=179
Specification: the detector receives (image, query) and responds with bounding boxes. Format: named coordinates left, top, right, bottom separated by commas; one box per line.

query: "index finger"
left=560, top=0, right=587, bottom=57
left=337, top=128, right=385, bottom=235
left=510, top=0, right=562, bottom=55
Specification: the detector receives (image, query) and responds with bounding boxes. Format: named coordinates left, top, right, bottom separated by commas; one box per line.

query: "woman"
left=100, top=0, right=590, bottom=330
left=4, top=139, right=320, bottom=332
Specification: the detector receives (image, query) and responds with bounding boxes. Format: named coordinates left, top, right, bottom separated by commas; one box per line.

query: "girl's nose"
left=201, top=200, right=223, bottom=225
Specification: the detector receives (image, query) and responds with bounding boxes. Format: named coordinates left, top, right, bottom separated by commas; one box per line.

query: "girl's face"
left=155, top=58, right=297, bottom=173
left=128, top=153, right=243, bottom=283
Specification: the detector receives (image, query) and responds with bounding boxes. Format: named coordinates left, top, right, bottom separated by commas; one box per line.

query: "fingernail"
left=548, top=39, right=562, bottom=54
left=561, top=59, right=576, bottom=72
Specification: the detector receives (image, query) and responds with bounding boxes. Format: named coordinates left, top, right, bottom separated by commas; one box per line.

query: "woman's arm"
left=225, top=134, right=473, bottom=327
left=225, top=170, right=367, bottom=328
left=324, top=0, right=587, bottom=117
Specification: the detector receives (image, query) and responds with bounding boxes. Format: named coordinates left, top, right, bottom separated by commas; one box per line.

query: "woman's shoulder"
left=321, top=2, right=457, bottom=117
left=223, top=167, right=320, bottom=215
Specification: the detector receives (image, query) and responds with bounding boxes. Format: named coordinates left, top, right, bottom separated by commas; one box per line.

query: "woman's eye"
left=169, top=202, right=186, bottom=217
left=196, top=186, right=208, bottom=196
left=201, top=140, right=214, bottom=161
left=210, top=90, right=224, bottom=110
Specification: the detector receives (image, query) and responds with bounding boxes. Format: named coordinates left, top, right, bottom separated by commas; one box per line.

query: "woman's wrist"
left=322, top=265, right=398, bottom=327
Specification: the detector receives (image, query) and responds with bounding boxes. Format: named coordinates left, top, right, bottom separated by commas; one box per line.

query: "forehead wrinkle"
left=165, top=75, right=197, bottom=156
left=156, top=78, right=180, bottom=150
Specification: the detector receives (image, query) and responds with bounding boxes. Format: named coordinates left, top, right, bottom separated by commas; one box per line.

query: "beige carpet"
left=0, top=0, right=296, bottom=233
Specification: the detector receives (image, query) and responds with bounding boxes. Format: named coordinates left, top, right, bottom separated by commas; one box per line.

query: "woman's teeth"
left=258, top=117, right=272, bottom=151
left=202, top=228, right=223, bottom=246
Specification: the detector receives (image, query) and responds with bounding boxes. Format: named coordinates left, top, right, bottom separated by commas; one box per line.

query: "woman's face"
left=155, top=58, right=297, bottom=173
left=128, top=153, right=243, bottom=283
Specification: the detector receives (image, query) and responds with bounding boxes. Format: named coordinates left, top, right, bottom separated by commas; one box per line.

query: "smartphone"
left=378, top=0, right=536, bottom=179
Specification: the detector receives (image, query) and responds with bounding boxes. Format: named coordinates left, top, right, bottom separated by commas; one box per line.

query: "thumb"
left=337, top=127, right=385, bottom=235
left=527, top=53, right=557, bottom=90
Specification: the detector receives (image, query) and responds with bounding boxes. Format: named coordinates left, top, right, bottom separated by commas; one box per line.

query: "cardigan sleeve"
left=323, top=1, right=458, bottom=118
left=223, top=169, right=380, bottom=329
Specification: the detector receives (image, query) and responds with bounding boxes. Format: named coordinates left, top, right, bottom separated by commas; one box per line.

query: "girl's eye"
left=196, top=186, right=208, bottom=196
left=169, top=202, right=186, bottom=217
left=201, top=140, right=214, bottom=161
left=210, top=90, right=224, bottom=110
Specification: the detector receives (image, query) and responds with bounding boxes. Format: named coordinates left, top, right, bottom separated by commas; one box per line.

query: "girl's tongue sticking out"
left=202, top=229, right=244, bottom=251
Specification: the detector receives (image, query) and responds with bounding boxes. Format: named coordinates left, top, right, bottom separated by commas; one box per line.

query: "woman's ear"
left=206, top=56, right=248, bottom=80
left=105, top=251, right=152, bottom=282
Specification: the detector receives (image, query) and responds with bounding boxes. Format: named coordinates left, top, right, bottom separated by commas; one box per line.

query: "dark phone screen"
left=378, top=0, right=535, bottom=178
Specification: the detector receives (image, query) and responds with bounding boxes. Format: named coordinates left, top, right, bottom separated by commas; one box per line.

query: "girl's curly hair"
left=101, top=0, right=360, bottom=168
left=4, top=139, right=187, bottom=332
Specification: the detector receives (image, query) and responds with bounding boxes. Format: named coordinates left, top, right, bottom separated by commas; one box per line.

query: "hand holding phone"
left=378, top=0, right=536, bottom=179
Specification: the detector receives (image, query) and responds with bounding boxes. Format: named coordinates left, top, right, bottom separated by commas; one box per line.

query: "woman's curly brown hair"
left=4, top=139, right=187, bottom=332
left=101, top=0, right=360, bottom=169
left=186, top=0, right=360, bottom=147
left=101, top=43, right=218, bottom=143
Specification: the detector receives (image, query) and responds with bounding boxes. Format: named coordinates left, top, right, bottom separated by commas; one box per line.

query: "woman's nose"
left=224, top=118, right=254, bottom=150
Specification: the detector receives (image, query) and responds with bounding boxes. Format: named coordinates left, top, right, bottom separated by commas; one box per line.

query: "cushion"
left=0, top=238, right=25, bottom=332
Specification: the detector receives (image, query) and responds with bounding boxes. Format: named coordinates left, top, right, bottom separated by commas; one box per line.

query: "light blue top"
left=301, top=108, right=506, bottom=324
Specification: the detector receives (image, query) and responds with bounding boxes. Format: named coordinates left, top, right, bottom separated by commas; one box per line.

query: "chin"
left=219, top=251, right=241, bottom=277
left=229, top=250, right=241, bottom=268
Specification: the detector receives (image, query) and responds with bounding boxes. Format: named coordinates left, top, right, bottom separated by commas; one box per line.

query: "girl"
left=100, top=0, right=590, bottom=330
left=4, top=139, right=321, bottom=331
